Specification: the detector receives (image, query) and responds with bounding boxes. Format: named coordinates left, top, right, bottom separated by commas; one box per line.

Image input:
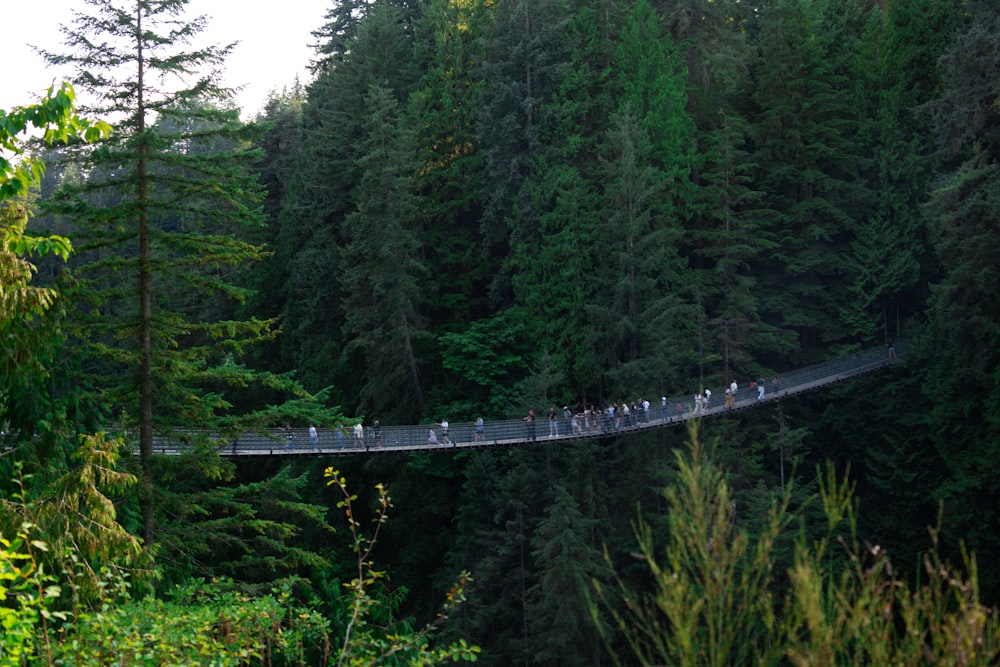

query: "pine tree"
left=593, top=104, right=698, bottom=396
left=506, top=0, right=620, bottom=401
left=749, top=0, right=874, bottom=356
left=409, top=0, right=491, bottom=335
left=269, top=0, right=421, bottom=399
left=340, top=84, right=429, bottom=422
left=526, top=485, right=610, bottom=666
left=477, top=0, right=573, bottom=301
left=920, top=0, right=1000, bottom=596
left=38, top=0, right=283, bottom=547
left=597, top=0, right=703, bottom=393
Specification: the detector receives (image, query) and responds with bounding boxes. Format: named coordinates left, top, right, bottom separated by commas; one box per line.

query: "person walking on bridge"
left=309, top=424, right=318, bottom=451
left=353, top=422, right=364, bottom=449
left=525, top=409, right=536, bottom=441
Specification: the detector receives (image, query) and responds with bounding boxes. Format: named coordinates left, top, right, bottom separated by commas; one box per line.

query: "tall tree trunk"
left=136, top=1, right=154, bottom=549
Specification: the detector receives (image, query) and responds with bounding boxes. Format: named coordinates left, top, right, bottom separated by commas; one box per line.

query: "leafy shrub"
left=595, top=424, right=1000, bottom=666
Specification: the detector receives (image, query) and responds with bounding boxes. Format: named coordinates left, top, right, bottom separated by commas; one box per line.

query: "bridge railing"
left=150, top=344, right=898, bottom=455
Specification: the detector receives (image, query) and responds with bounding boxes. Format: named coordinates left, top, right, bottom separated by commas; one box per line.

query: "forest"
left=2, top=0, right=1000, bottom=664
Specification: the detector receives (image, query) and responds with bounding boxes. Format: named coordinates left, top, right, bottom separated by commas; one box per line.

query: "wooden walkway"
left=152, top=345, right=899, bottom=457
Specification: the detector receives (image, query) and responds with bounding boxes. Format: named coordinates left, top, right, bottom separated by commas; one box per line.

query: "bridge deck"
left=152, top=346, right=897, bottom=456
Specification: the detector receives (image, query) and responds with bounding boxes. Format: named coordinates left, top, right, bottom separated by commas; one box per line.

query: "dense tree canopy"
left=5, top=0, right=1000, bottom=663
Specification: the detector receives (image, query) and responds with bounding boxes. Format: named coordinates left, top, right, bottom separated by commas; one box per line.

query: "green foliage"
left=0, top=85, right=108, bottom=446
left=596, top=424, right=1000, bottom=665
left=410, top=0, right=491, bottom=334
left=438, top=314, right=530, bottom=418
left=918, top=1, right=1000, bottom=596
left=0, top=83, right=110, bottom=200
left=324, top=468, right=481, bottom=664
left=339, top=83, right=429, bottom=423
left=37, top=0, right=343, bottom=551
left=151, top=457, right=335, bottom=591
left=526, top=485, right=610, bottom=665
left=0, top=435, right=149, bottom=607
left=0, top=525, right=64, bottom=667
left=0, top=467, right=479, bottom=666
left=45, top=578, right=332, bottom=667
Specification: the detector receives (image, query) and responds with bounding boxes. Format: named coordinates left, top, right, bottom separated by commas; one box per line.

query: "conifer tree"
left=410, top=0, right=490, bottom=334
left=38, top=0, right=282, bottom=547
left=270, top=0, right=420, bottom=398
left=477, top=0, right=572, bottom=300
left=526, top=485, right=610, bottom=666
left=749, top=0, right=872, bottom=354
left=507, top=1, right=620, bottom=400
left=921, top=0, right=1000, bottom=594
left=340, top=84, right=429, bottom=422
left=594, top=105, right=697, bottom=395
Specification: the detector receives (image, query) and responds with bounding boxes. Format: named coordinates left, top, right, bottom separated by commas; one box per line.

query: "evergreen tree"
left=659, top=0, right=798, bottom=379
left=598, top=0, right=703, bottom=393
left=477, top=0, right=573, bottom=301
left=240, top=88, right=305, bottom=377
left=526, top=485, right=610, bottom=666
left=38, top=0, right=285, bottom=547
left=409, top=0, right=491, bottom=336
left=693, top=110, right=793, bottom=379
left=920, top=0, right=1000, bottom=598
left=827, top=0, right=925, bottom=343
left=270, top=0, right=420, bottom=398
left=513, top=158, right=595, bottom=397
left=340, top=84, right=429, bottom=422
left=749, top=0, right=874, bottom=356
left=310, top=0, right=371, bottom=73
left=615, top=0, right=696, bottom=225
left=593, top=104, right=697, bottom=396
left=506, top=0, right=620, bottom=401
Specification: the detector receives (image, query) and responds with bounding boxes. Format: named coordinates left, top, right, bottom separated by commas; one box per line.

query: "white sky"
left=1, top=0, right=329, bottom=119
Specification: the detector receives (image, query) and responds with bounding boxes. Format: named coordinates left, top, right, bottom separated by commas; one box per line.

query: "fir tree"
left=340, top=84, right=429, bottom=422
left=38, top=0, right=287, bottom=547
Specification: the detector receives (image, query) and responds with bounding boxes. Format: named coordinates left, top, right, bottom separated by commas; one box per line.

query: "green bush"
left=595, top=424, right=1000, bottom=666
left=44, top=579, right=330, bottom=667
left=0, top=525, right=64, bottom=667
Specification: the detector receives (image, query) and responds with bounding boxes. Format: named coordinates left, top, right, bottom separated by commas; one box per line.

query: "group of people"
left=282, top=420, right=383, bottom=451
left=552, top=401, right=656, bottom=438
left=428, top=419, right=453, bottom=446
left=281, top=373, right=782, bottom=451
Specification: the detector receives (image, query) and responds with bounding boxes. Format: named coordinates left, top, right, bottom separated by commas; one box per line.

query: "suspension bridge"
left=152, top=345, right=899, bottom=457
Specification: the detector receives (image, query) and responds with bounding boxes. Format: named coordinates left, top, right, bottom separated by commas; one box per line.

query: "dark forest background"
left=5, top=0, right=1000, bottom=663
